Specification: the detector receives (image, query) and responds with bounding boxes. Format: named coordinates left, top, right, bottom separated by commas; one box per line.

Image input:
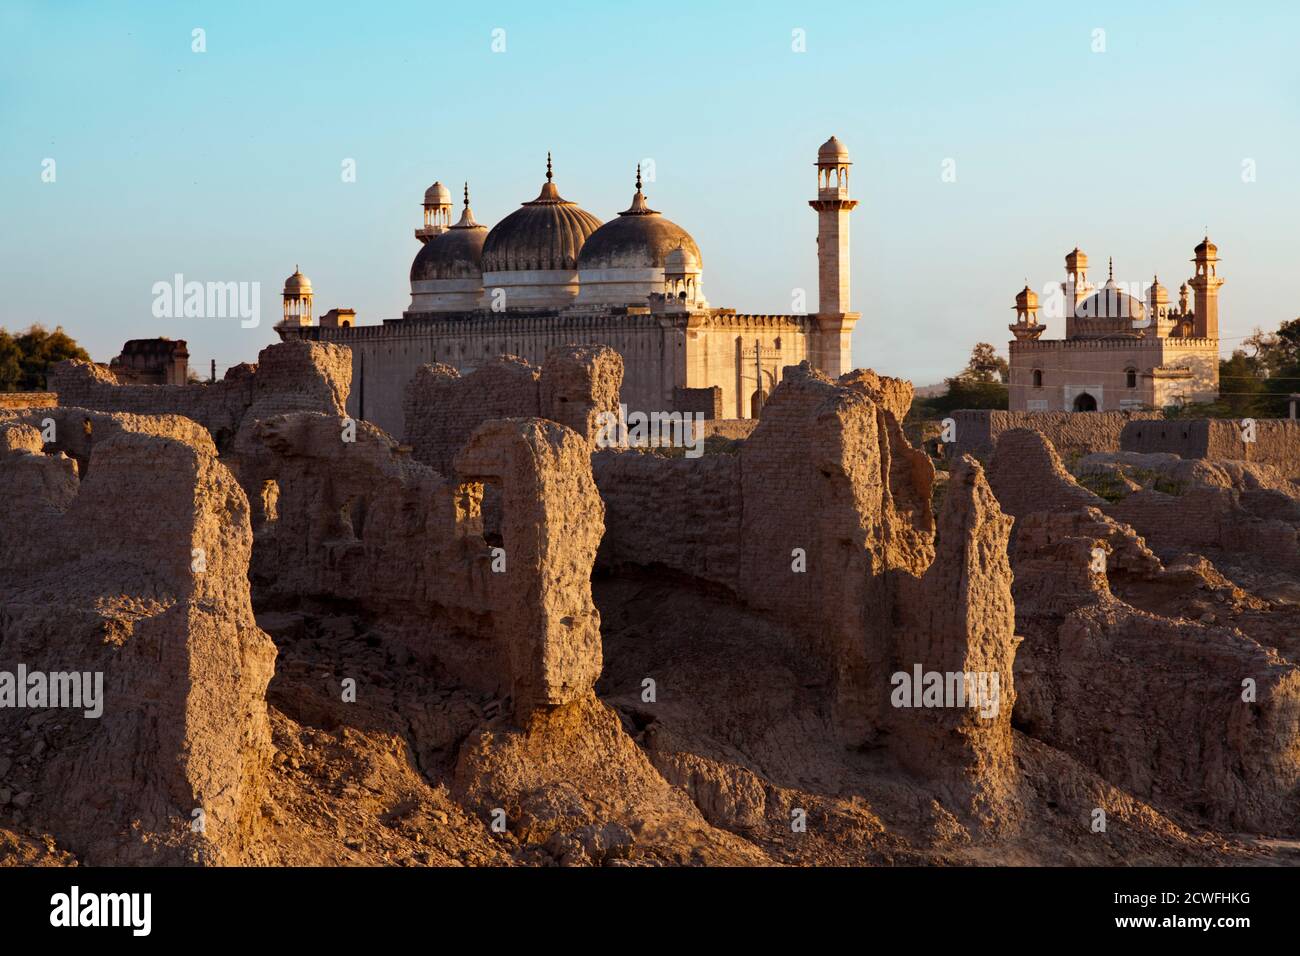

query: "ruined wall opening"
left=258, top=479, right=280, bottom=529
left=454, top=478, right=503, bottom=549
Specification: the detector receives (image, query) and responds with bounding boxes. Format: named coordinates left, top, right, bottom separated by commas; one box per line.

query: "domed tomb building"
left=1007, top=242, right=1221, bottom=412
left=277, top=140, right=861, bottom=436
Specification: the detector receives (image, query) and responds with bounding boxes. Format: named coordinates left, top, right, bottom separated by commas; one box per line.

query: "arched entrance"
left=750, top=389, right=767, bottom=419
left=1073, top=392, right=1098, bottom=412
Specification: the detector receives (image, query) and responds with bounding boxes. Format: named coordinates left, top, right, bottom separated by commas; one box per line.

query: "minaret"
left=1189, top=235, right=1223, bottom=339
left=416, top=181, right=453, bottom=244
left=808, top=136, right=860, bottom=376
left=1009, top=283, right=1044, bottom=341
left=1147, top=275, right=1171, bottom=337
left=1062, top=247, right=1090, bottom=338
left=279, top=265, right=313, bottom=328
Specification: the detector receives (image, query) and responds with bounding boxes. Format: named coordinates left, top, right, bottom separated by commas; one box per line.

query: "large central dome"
left=480, top=156, right=603, bottom=279
left=1075, top=263, right=1146, bottom=325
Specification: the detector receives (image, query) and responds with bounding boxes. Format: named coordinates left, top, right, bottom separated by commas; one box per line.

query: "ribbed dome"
left=578, top=172, right=700, bottom=273
left=1194, top=235, right=1217, bottom=256
left=481, top=158, right=602, bottom=273
left=1014, top=284, right=1038, bottom=309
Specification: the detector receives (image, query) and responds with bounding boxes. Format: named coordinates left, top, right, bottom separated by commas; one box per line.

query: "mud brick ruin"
left=1, top=339, right=1298, bottom=866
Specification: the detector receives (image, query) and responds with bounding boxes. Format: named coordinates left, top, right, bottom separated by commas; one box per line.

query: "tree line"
left=0, top=325, right=90, bottom=392
left=913, top=317, right=1300, bottom=420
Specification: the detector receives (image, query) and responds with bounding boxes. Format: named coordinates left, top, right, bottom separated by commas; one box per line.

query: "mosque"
left=1006, top=240, right=1222, bottom=412
left=276, top=138, right=861, bottom=437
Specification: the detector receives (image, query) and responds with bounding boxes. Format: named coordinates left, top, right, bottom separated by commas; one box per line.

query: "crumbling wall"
left=985, top=428, right=1300, bottom=832
left=593, top=451, right=741, bottom=586
left=0, top=392, right=57, bottom=410
left=0, top=411, right=276, bottom=864
left=539, top=345, right=623, bottom=441
left=403, top=346, right=623, bottom=474
left=455, top=419, right=604, bottom=715
left=48, top=340, right=350, bottom=450
left=233, top=411, right=605, bottom=723
left=838, top=367, right=915, bottom=421
left=894, top=457, right=1020, bottom=824
left=986, top=428, right=1105, bottom=523
left=701, top=419, right=757, bottom=441
left=1006, top=506, right=1300, bottom=832
left=950, top=409, right=1160, bottom=461
left=672, top=385, right=722, bottom=419
left=988, top=429, right=1300, bottom=571
left=1122, top=418, right=1300, bottom=475
left=591, top=362, right=1019, bottom=815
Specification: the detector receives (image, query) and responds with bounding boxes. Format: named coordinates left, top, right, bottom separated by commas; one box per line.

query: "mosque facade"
left=276, top=138, right=860, bottom=437
left=1007, top=240, right=1222, bottom=412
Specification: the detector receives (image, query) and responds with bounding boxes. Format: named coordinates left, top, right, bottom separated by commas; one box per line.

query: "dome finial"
left=452, top=182, right=481, bottom=229
left=546, top=152, right=553, bottom=183
left=619, top=163, right=657, bottom=216
left=1108, top=256, right=1114, bottom=280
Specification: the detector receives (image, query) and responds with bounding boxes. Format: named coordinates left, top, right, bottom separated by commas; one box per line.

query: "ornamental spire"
left=620, top=163, right=657, bottom=216
left=453, top=182, right=481, bottom=228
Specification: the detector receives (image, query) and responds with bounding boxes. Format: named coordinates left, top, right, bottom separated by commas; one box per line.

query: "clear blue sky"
left=3, top=0, right=1297, bottom=384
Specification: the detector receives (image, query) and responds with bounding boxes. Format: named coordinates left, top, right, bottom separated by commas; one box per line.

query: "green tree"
left=962, top=342, right=1009, bottom=384
left=1215, top=350, right=1269, bottom=417
left=0, top=330, right=23, bottom=391
left=912, top=343, right=1010, bottom=418
left=0, top=324, right=90, bottom=391
left=928, top=376, right=1008, bottom=415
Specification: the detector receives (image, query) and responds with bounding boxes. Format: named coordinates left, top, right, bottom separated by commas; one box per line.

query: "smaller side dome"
left=665, top=243, right=700, bottom=276
left=424, top=181, right=451, bottom=206
left=410, top=188, right=488, bottom=283
left=817, top=135, right=850, bottom=163
left=284, top=267, right=312, bottom=295
left=408, top=184, right=489, bottom=313
left=1149, top=275, right=1169, bottom=305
